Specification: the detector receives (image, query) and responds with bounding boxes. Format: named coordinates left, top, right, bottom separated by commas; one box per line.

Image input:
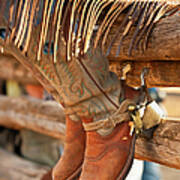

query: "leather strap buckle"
left=83, top=99, right=136, bottom=132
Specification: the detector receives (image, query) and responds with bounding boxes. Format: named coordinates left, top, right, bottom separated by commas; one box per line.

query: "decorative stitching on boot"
left=83, top=99, right=136, bottom=131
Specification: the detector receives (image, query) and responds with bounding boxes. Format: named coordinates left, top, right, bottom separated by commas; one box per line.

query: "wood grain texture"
left=108, top=13, right=180, bottom=61
left=0, top=96, right=180, bottom=169
left=1, top=54, right=180, bottom=87
left=110, top=61, right=180, bottom=87
left=0, top=13, right=180, bottom=88
left=136, top=120, right=180, bottom=169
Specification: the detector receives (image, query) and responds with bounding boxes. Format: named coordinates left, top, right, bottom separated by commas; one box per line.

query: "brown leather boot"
left=53, top=116, right=86, bottom=180
left=79, top=100, right=136, bottom=180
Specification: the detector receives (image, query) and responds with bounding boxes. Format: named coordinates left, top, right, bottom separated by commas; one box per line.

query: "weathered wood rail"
left=0, top=13, right=180, bottom=87
left=1, top=53, right=180, bottom=87
left=0, top=6, right=180, bottom=176
left=0, top=148, right=50, bottom=180
left=0, top=54, right=38, bottom=85
left=0, top=96, right=66, bottom=141
left=0, top=95, right=180, bottom=169
left=108, top=13, right=180, bottom=61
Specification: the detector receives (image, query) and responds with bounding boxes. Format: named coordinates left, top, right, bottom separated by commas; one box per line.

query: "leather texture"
left=78, top=86, right=140, bottom=180
left=0, top=1, right=121, bottom=122
left=1, top=2, right=176, bottom=180
left=52, top=116, right=85, bottom=180
left=80, top=121, right=136, bottom=180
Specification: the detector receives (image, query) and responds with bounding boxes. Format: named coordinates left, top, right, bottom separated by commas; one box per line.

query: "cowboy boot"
left=52, top=116, right=86, bottom=180
left=0, top=3, right=140, bottom=180
left=79, top=99, right=136, bottom=180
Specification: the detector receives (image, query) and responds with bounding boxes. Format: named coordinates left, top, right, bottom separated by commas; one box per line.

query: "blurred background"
left=158, top=88, right=180, bottom=180
left=0, top=76, right=180, bottom=180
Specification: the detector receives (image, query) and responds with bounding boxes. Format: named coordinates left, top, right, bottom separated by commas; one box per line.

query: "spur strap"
left=83, top=99, right=136, bottom=131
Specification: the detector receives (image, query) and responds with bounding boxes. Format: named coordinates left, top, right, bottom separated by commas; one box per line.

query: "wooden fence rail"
left=0, top=95, right=180, bottom=169
left=0, top=10, right=180, bottom=174
left=0, top=96, right=66, bottom=141
left=0, top=148, right=49, bottom=180
left=0, top=13, right=180, bottom=87
left=0, top=54, right=38, bottom=85
left=1, top=53, right=180, bottom=87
